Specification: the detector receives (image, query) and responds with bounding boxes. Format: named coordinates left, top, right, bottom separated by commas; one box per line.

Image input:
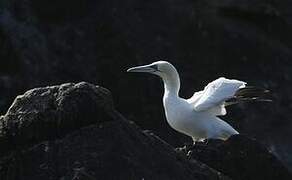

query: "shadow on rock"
left=178, top=135, right=292, bottom=180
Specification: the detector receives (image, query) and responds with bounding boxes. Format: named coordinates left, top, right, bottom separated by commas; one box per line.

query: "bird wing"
left=188, top=77, right=246, bottom=116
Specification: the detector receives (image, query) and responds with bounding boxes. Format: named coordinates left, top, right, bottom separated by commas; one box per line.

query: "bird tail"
left=225, top=86, right=273, bottom=106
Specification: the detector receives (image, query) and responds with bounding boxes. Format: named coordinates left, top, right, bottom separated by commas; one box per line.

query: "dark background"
left=0, top=0, right=292, bottom=171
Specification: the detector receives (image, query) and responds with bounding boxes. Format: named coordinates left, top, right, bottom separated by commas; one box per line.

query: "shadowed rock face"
left=0, top=82, right=228, bottom=180
left=179, top=135, right=292, bottom=180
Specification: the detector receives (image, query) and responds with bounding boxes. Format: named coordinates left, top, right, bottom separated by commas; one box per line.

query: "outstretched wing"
left=187, top=77, right=246, bottom=115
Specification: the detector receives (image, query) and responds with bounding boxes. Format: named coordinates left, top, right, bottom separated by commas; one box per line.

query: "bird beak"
left=127, top=64, right=158, bottom=73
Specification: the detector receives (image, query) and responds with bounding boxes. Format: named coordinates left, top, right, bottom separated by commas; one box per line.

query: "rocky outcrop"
left=0, top=82, right=114, bottom=157
left=0, top=82, right=291, bottom=179
left=0, top=82, right=228, bottom=180
left=179, top=135, right=292, bottom=180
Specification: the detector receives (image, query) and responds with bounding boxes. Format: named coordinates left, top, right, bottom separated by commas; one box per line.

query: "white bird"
left=127, top=61, right=271, bottom=142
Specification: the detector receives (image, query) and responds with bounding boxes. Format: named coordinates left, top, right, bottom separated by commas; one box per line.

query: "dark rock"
left=0, top=82, right=228, bottom=180
left=0, top=82, right=113, bottom=157
left=180, top=135, right=292, bottom=180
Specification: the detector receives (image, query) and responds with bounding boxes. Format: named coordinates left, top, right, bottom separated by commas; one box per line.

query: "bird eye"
left=152, top=64, right=159, bottom=71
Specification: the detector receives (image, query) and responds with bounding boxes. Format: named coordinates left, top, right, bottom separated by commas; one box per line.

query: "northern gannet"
left=127, top=61, right=271, bottom=142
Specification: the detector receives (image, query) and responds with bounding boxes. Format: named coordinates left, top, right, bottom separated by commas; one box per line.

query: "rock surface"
left=0, top=82, right=114, bottom=157
left=0, top=0, right=292, bottom=170
left=0, top=82, right=228, bottom=180
left=179, top=135, right=292, bottom=180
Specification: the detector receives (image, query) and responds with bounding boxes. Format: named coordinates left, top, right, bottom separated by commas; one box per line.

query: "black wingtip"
left=225, top=86, right=274, bottom=106
left=235, top=86, right=272, bottom=98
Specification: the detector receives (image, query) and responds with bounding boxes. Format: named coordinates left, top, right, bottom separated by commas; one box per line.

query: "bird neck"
left=162, top=70, right=180, bottom=98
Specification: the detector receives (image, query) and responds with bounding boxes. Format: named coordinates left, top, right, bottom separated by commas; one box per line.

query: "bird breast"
left=163, top=97, right=194, bottom=132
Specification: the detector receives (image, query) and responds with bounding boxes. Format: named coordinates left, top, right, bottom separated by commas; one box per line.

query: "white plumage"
left=189, top=77, right=246, bottom=115
left=127, top=61, right=266, bottom=142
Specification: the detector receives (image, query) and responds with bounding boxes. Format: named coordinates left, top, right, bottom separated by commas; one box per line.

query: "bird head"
left=127, top=61, right=181, bottom=95
left=127, top=61, right=176, bottom=79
